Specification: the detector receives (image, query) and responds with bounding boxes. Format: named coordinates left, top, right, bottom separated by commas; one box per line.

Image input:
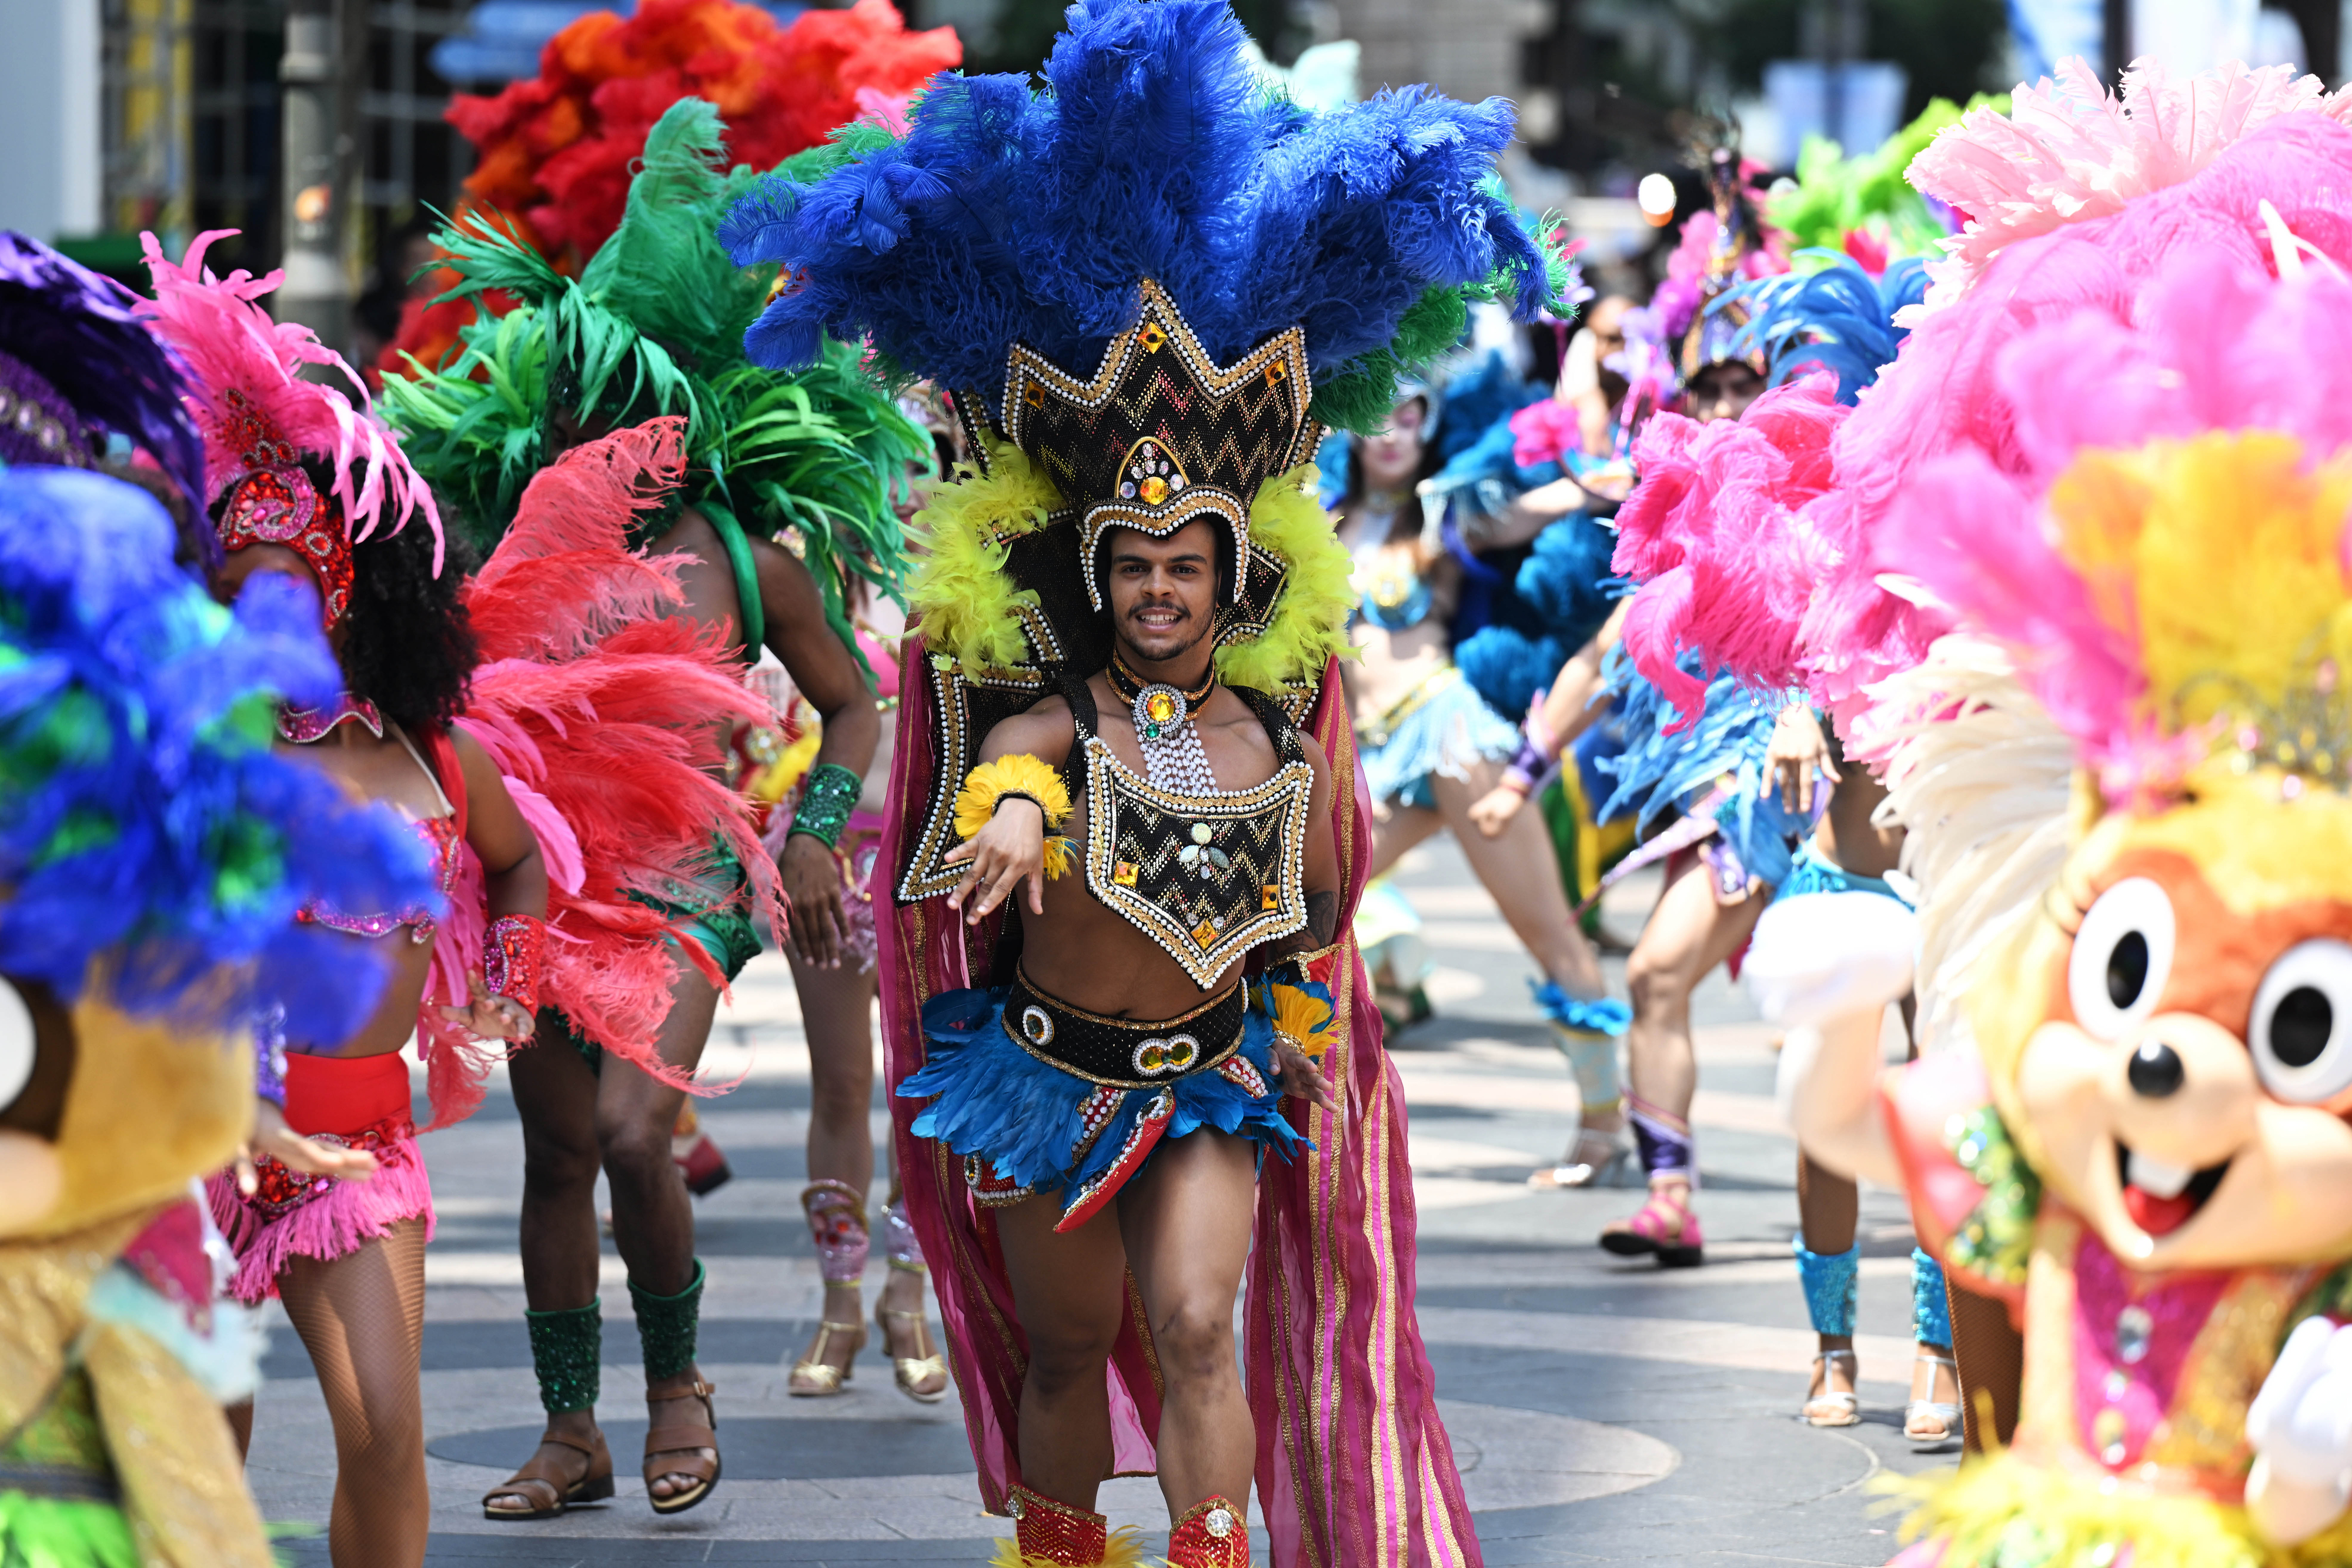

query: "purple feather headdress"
left=0, top=232, right=206, bottom=543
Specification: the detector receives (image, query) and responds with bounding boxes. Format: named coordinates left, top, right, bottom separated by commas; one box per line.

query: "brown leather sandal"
left=482, top=1428, right=614, bottom=1520
left=643, top=1379, right=720, bottom=1516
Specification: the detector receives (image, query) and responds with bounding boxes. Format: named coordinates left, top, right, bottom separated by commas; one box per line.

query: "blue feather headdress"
left=0, top=467, right=439, bottom=1041
left=1722, top=253, right=1929, bottom=406
left=720, top=0, right=1562, bottom=437
left=0, top=232, right=208, bottom=532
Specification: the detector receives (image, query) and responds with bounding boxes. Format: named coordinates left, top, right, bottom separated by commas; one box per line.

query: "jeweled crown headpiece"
left=1011, top=280, right=1315, bottom=609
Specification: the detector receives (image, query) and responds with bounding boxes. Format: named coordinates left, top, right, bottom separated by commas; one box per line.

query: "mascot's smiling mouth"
left=2117, top=1143, right=2230, bottom=1236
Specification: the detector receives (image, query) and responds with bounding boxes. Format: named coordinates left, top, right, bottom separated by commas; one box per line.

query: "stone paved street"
left=259, top=834, right=1952, bottom=1565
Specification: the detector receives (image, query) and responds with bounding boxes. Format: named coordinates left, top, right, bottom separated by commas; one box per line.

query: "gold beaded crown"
left=994, top=280, right=1318, bottom=611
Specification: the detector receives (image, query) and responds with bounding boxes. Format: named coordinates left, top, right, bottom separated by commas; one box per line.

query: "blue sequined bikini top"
left=1059, top=673, right=1314, bottom=988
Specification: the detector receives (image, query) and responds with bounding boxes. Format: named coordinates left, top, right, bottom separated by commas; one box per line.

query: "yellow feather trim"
left=908, top=439, right=1065, bottom=674
left=954, top=754, right=1074, bottom=837
left=1041, top=835, right=1077, bottom=881
left=1217, top=462, right=1359, bottom=694
left=986, top=1526, right=1149, bottom=1566
left=2050, top=432, right=2352, bottom=746
left=1265, top=979, right=1338, bottom=1059
left=1881, top=1449, right=2352, bottom=1568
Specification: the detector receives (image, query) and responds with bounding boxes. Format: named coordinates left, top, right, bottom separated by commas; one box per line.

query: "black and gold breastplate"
left=1064, top=676, right=1314, bottom=988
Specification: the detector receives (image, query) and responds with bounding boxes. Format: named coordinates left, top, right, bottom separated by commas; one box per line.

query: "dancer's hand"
left=233, top=1097, right=378, bottom=1195
left=780, top=833, right=848, bottom=967
left=1468, top=783, right=1526, bottom=838
left=944, top=798, right=1047, bottom=925
left=439, top=971, right=537, bottom=1041
left=1272, top=1034, right=1341, bottom=1114
left=1767, top=704, right=1839, bottom=815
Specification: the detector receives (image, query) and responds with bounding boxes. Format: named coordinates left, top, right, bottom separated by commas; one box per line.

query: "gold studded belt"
left=1004, top=969, right=1246, bottom=1088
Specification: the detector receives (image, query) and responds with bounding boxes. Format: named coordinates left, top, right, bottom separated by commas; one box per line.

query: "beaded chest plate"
left=1081, top=735, right=1312, bottom=987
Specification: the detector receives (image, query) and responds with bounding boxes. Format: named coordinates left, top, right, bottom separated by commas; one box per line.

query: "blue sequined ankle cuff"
left=1912, top=1248, right=1952, bottom=1348
left=1794, top=1236, right=1860, bottom=1338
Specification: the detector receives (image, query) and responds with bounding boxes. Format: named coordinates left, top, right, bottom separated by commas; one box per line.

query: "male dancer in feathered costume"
left=721, top=2, right=1566, bottom=1560
left=384, top=96, right=926, bottom=1518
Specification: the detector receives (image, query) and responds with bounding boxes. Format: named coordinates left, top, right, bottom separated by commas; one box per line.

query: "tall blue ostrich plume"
left=719, top=0, right=1563, bottom=433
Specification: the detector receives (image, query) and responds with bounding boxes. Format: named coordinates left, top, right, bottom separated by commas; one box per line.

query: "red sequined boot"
left=1166, top=1495, right=1249, bottom=1567
left=1000, top=1485, right=1120, bottom=1565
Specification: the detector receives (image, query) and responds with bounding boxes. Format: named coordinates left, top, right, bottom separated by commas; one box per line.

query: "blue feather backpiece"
left=1721, top=253, right=1928, bottom=406
left=0, top=469, right=439, bottom=1041
left=720, top=0, right=1556, bottom=432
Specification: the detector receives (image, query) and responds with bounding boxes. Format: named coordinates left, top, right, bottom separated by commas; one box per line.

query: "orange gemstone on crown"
left=1140, top=476, right=1169, bottom=505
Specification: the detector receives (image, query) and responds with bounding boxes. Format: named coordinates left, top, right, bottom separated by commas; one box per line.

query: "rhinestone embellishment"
left=1021, top=1006, right=1056, bottom=1047
left=1205, top=1507, right=1234, bottom=1538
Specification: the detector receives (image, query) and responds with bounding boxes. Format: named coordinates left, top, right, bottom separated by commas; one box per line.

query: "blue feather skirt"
left=1357, top=666, right=1522, bottom=809
left=1593, top=649, right=1812, bottom=892
left=903, top=985, right=1306, bottom=1228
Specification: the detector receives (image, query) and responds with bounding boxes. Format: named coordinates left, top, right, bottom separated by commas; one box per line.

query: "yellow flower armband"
left=954, top=755, right=1077, bottom=881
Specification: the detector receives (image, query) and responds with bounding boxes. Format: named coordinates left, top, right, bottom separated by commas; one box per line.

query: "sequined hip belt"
left=1004, top=971, right=1246, bottom=1088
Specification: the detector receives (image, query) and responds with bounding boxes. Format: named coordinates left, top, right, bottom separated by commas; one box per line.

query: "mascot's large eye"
left=2250, top=939, right=2352, bottom=1104
left=0, top=980, right=34, bottom=1114
left=2067, top=877, right=2176, bottom=1040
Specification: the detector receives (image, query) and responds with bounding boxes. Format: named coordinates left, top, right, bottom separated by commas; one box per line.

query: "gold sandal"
left=787, top=1319, right=865, bottom=1396
left=876, top=1300, right=949, bottom=1404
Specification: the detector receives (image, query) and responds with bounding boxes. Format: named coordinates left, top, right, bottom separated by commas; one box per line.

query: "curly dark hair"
left=340, top=505, right=479, bottom=732
left=214, top=459, right=479, bottom=731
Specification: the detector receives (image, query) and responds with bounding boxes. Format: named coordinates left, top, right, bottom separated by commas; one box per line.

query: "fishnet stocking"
left=277, top=1218, right=430, bottom=1568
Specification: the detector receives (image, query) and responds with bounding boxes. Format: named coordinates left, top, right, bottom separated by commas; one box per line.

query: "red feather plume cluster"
left=452, top=0, right=957, bottom=265
left=381, top=0, right=958, bottom=380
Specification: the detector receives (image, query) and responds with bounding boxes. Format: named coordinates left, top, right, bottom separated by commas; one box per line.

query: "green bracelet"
left=789, top=762, right=864, bottom=850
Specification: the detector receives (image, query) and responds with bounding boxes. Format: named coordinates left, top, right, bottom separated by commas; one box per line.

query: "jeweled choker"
left=1107, top=653, right=1218, bottom=794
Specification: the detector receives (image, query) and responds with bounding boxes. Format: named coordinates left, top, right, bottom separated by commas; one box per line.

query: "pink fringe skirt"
left=206, top=1051, right=435, bottom=1304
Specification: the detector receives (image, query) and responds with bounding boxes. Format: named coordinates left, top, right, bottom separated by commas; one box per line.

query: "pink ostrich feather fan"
left=1877, top=239, right=2352, bottom=803
left=1906, top=56, right=2352, bottom=312
left=139, top=229, right=442, bottom=570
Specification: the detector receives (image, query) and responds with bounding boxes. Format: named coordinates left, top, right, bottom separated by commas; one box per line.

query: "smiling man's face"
left=1106, top=519, right=1220, bottom=667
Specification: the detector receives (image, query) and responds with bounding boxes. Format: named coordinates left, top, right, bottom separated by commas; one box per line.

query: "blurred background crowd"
left=0, top=0, right=2326, bottom=376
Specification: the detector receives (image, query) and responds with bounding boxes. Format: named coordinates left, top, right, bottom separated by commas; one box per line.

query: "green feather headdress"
left=379, top=100, right=923, bottom=650
left=1766, top=95, right=2009, bottom=265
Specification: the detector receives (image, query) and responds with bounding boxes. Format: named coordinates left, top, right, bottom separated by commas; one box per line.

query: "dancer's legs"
left=1366, top=798, right=1445, bottom=879
left=787, top=951, right=877, bottom=1386
left=1120, top=1129, right=1258, bottom=1517
left=1605, top=855, right=1763, bottom=1255
left=994, top=1186, right=1132, bottom=1510
left=1429, top=762, right=1606, bottom=1000
left=494, top=963, right=721, bottom=1509
left=278, top=1219, right=430, bottom=1568
left=597, top=969, right=721, bottom=1500
left=1795, top=1151, right=1860, bottom=1422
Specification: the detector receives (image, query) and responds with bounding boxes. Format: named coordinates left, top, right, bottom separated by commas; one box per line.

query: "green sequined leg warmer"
left=526, top=1300, right=603, bottom=1415
left=630, top=1259, right=706, bottom=1383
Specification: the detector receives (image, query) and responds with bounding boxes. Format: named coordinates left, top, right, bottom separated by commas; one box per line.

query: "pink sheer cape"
left=877, top=646, right=1481, bottom=1567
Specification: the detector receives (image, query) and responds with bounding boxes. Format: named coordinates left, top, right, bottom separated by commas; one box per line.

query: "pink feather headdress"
left=1609, top=370, right=1845, bottom=727
left=1906, top=56, right=2352, bottom=312
left=139, top=229, right=441, bottom=623
left=1879, top=239, right=2352, bottom=804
